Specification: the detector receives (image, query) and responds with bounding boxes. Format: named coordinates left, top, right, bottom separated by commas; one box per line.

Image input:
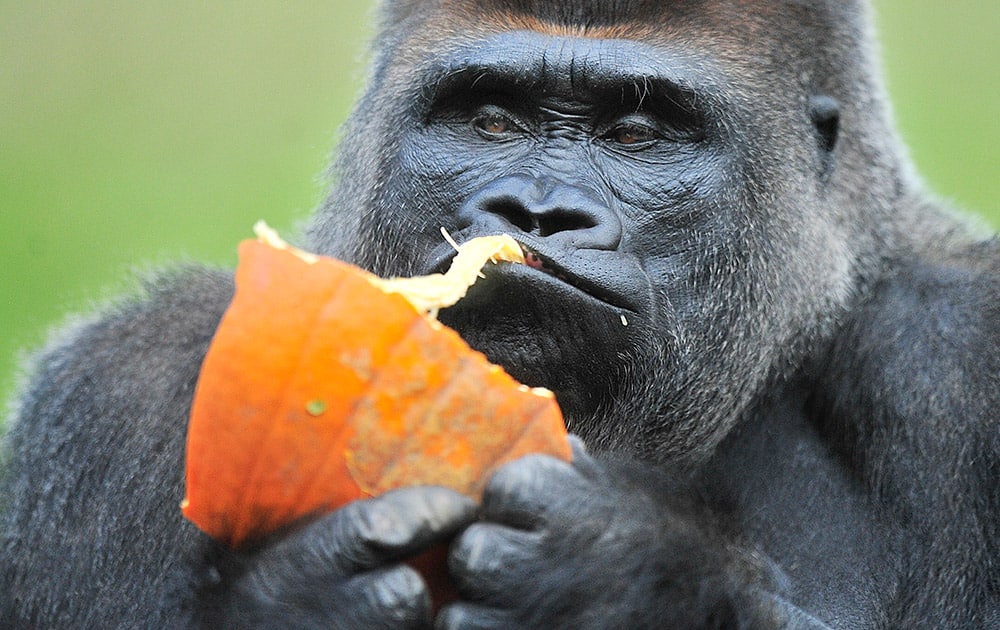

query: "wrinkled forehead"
left=386, top=0, right=861, bottom=67
left=420, top=0, right=853, bottom=36
left=415, top=28, right=719, bottom=111
left=452, top=0, right=704, bottom=29
left=382, top=0, right=865, bottom=101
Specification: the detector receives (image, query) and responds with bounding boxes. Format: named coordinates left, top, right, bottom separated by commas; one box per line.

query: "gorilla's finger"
left=230, top=553, right=433, bottom=627
left=568, top=433, right=589, bottom=457
left=435, top=602, right=513, bottom=630
left=282, top=486, right=476, bottom=574
left=347, top=564, right=434, bottom=627
left=480, top=454, right=585, bottom=528
left=448, top=522, right=538, bottom=600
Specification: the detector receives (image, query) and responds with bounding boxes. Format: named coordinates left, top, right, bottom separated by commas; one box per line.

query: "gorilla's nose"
left=459, top=174, right=622, bottom=251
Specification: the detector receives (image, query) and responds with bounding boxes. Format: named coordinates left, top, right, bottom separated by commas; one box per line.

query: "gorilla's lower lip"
left=429, top=239, right=636, bottom=313
left=515, top=244, right=634, bottom=311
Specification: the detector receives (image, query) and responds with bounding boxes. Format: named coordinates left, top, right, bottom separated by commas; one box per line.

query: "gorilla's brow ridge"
left=419, top=30, right=709, bottom=108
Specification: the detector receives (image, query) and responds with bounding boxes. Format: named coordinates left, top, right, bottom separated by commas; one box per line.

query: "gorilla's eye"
left=610, top=124, right=656, bottom=145
left=472, top=106, right=519, bottom=139
left=603, top=115, right=662, bottom=148
left=478, top=115, right=510, bottom=135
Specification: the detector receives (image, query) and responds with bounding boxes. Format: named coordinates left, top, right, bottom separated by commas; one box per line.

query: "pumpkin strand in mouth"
left=369, top=231, right=525, bottom=318
left=253, top=221, right=525, bottom=318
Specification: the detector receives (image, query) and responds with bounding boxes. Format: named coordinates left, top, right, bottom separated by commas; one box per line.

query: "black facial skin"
left=2, top=2, right=998, bottom=628
left=424, top=34, right=704, bottom=423
left=356, top=32, right=773, bottom=459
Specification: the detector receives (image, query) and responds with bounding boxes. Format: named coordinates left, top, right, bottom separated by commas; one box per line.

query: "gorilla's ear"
left=808, top=94, right=840, bottom=178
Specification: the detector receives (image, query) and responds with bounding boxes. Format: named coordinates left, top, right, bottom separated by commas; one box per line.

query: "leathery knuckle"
left=373, top=567, right=428, bottom=612
left=354, top=500, right=402, bottom=547
left=491, top=455, right=561, bottom=492
left=454, top=525, right=498, bottom=570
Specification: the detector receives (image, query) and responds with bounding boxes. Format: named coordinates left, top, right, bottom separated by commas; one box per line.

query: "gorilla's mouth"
left=517, top=244, right=627, bottom=308
left=522, top=248, right=558, bottom=275
left=432, top=238, right=634, bottom=312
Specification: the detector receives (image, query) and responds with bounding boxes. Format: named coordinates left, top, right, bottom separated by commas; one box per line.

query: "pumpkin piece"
left=181, top=224, right=570, bottom=551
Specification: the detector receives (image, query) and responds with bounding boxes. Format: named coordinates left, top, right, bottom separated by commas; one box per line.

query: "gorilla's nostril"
left=487, top=198, right=536, bottom=234
left=484, top=196, right=601, bottom=237
left=537, top=211, right=597, bottom=237
left=461, top=175, right=622, bottom=250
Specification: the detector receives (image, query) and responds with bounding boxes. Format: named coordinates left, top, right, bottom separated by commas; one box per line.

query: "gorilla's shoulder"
left=871, top=236, right=1000, bottom=361
left=6, top=265, right=234, bottom=439
left=820, top=235, right=1000, bottom=427
left=97, top=264, right=236, bottom=350
left=0, top=265, right=234, bottom=627
left=49, top=264, right=233, bottom=361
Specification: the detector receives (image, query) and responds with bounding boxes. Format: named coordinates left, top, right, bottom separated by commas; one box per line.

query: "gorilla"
left=2, top=0, right=998, bottom=627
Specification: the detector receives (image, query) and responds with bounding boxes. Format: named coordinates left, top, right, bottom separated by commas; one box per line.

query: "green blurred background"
left=1, top=2, right=998, bottom=407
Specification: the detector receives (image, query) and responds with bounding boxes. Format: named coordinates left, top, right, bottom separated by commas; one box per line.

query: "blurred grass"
left=1, top=2, right=371, bottom=404
left=875, top=2, right=1000, bottom=223
left=1, top=2, right=998, bottom=408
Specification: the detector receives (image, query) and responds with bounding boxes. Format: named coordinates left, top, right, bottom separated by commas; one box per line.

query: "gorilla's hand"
left=438, top=438, right=764, bottom=629
left=200, top=487, right=476, bottom=629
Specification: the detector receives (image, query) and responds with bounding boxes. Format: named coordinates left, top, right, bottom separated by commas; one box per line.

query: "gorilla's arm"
left=4, top=260, right=994, bottom=628
left=0, top=271, right=232, bottom=627
left=0, top=268, right=474, bottom=628
left=0, top=268, right=229, bottom=626
left=812, top=249, right=1000, bottom=626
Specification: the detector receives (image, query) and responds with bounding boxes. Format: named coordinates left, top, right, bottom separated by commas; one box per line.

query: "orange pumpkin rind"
left=181, top=223, right=570, bottom=549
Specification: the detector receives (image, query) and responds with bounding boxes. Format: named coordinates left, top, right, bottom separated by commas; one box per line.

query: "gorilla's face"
left=318, top=19, right=857, bottom=461
left=403, top=34, right=727, bottom=425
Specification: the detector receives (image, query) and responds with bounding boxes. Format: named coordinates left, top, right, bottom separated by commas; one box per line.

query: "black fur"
left=2, top=1, right=998, bottom=627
